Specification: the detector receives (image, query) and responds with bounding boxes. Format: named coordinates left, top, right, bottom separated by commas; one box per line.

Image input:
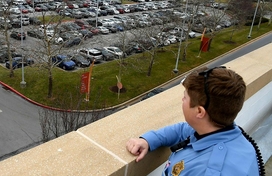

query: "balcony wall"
left=0, top=43, right=271, bottom=176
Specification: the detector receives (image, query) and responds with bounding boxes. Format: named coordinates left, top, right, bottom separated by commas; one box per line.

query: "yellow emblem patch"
left=172, top=160, right=184, bottom=176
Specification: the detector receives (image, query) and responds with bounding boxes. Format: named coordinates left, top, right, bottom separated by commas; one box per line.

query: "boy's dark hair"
left=182, top=66, right=246, bottom=127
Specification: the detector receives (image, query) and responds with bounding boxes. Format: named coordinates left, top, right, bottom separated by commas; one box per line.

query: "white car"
left=47, top=34, right=63, bottom=44
left=39, top=25, right=54, bottom=36
left=103, top=46, right=124, bottom=58
left=97, top=26, right=110, bottom=34
left=188, top=31, right=196, bottom=38
left=169, top=27, right=182, bottom=35
left=166, top=35, right=177, bottom=44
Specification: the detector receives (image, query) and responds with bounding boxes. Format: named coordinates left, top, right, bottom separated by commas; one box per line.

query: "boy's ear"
left=196, top=106, right=206, bottom=119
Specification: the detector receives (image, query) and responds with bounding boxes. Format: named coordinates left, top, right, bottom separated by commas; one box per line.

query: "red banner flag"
left=80, top=72, right=89, bottom=93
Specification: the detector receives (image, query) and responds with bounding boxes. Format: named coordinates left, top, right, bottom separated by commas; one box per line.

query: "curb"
left=0, top=81, right=67, bottom=112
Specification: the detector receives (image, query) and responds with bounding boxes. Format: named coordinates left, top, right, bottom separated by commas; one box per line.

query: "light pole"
left=95, top=1, right=99, bottom=27
left=173, top=0, right=188, bottom=74
left=248, top=0, right=260, bottom=39
left=20, top=6, right=26, bottom=88
left=33, top=0, right=35, bottom=14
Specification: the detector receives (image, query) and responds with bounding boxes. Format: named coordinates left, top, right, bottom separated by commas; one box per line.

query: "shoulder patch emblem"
left=172, top=160, right=184, bottom=176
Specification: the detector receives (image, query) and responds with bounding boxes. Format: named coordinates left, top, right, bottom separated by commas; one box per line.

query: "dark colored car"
left=114, top=24, right=124, bottom=32
left=5, top=57, right=34, bottom=69
left=68, top=54, right=90, bottom=67
left=0, top=51, right=22, bottom=63
left=59, top=32, right=77, bottom=41
left=141, top=88, right=165, bottom=101
left=94, top=47, right=117, bottom=61
left=10, top=19, right=21, bottom=28
left=86, top=19, right=102, bottom=27
left=100, top=10, right=108, bottom=16
left=104, top=25, right=117, bottom=33
left=78, top=29, right=93, bottom=39
left=126, top=42, right=144, bottom=55
left=10, top=31, right=26, bottom=40
left=61, top=23, right=79, bottom=31
left=29, top=17, right=41, bottom=25
left=64, top=37, right=81, bottom=48
left=0, top=23, right=12, bottom=29
left=52, top=54, right=76, bottom=70
left=27, top=30, right=44, bottom=39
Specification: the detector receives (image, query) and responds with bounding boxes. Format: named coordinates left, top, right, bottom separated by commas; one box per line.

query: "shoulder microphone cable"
left=239, top=126, right=266, bottom=176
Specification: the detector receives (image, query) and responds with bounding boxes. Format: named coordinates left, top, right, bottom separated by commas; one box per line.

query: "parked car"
left=103, top=46, right=124, bottom=58
left=71, top=9, right=83, bottom=19
left=52, top=54, right=76, bottom=70
left=29, top=17, right=41, bottom=25
left=97, top=26, right=110, bottom=34
left=63, top=37, right=81, bottom=48
left=94, top=47, right=117, bottom=61
left=16, top=15, right=30, bottom=25
left=0, top=50, right=21, bottom=63
left=0, top=22, right=12, bottom=29
left=5, top=57, right=34, bottom=69
left=104, top=25, right=117, bottom=33
left=126, top=42, right=144, bottom=55
left=78, top=29, right=93, bottom=39
left=74, top=19, right=92, bottom=30
left=166, top=35, right=178, bottom=44
left=10, top=31, right=26, bottom=40
left=10, top=19, right=21, bottom=28
left=77, top=48, right=103, bottom=62
left=27, top=29, right=44, bottom=39
left=39, top=25, right=54, bottom=36
left=46, top=34, right=64, bottom=44
left=68, top=54, right=90, bottom=67
left=86, top=19, right=102, bottom=26
left=114, top=24, right=124, bottom=32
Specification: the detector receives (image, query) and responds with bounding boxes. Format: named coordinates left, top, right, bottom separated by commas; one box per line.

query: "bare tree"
left=228, top=0, right=255, bottom=40
left=39, top=87, right=107, bottom=142
left=0, top=1, right=16, bottom=77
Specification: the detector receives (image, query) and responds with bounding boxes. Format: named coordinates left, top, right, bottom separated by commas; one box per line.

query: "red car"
left=35, top=7, right=42, bottom=12
left=83, top=2, right=90, bottom=7
left=90, top=27, right=100, bottom=35
left=67, top=3, right=74, bottom=9
left=21, top=9, right=28, bottom=14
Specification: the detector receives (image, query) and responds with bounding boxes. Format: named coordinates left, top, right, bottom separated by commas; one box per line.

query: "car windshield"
left=115, top=48, right=122, bottom=52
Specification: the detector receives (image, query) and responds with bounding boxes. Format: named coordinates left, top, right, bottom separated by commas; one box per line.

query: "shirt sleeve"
left=140, top=122, right=194, bottom=151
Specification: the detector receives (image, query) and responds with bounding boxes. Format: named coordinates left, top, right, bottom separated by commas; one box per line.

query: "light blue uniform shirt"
left=141, top=123, right=259, bottom=176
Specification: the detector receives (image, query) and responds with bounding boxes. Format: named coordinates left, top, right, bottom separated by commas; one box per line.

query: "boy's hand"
left=126, top=138, right=149, bottom=162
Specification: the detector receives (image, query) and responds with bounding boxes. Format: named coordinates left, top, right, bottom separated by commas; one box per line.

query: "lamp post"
left=248, top=0, right=260, bottom=39
left=173, top=0, right=188, bottom=74
left=20, top=6, right=26, bottom=88
left=33, top=0, right=35, bottom=14
left=95, top=0, right=99, bottom=27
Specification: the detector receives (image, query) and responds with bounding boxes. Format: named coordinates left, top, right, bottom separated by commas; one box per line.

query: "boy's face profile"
left=182, top=90, right=197, bottom=126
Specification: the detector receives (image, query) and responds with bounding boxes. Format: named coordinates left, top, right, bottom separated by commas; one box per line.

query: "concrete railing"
left=0, top=43, right=271, bottom=176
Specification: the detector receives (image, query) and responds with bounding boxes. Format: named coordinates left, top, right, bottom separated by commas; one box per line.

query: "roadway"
left=0, top=30, right=272, bottom=161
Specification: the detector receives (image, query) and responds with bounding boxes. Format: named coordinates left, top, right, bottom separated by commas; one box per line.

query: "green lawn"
left=0, top=23, right=271, bottom=109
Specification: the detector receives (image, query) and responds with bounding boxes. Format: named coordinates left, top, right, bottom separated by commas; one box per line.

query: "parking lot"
left=0, top=1, right=230, bottom=71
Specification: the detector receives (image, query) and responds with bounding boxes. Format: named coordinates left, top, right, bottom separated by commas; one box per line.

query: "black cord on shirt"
left=239, top=126, right=266, bottom=176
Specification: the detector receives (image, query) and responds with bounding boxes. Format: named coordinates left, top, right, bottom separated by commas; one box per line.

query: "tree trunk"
left=48, top=70, right=53, bottom=98
left=147, top=50, right=156, bottom=76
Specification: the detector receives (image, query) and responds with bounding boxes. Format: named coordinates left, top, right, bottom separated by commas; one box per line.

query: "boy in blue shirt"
left=126, top=66, right=260, bottom=176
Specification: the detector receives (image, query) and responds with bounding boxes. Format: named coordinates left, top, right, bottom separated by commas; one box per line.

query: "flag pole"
left=197, top=28, right=206, bottom=57
left=86, top=59, right=95, bottom=101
